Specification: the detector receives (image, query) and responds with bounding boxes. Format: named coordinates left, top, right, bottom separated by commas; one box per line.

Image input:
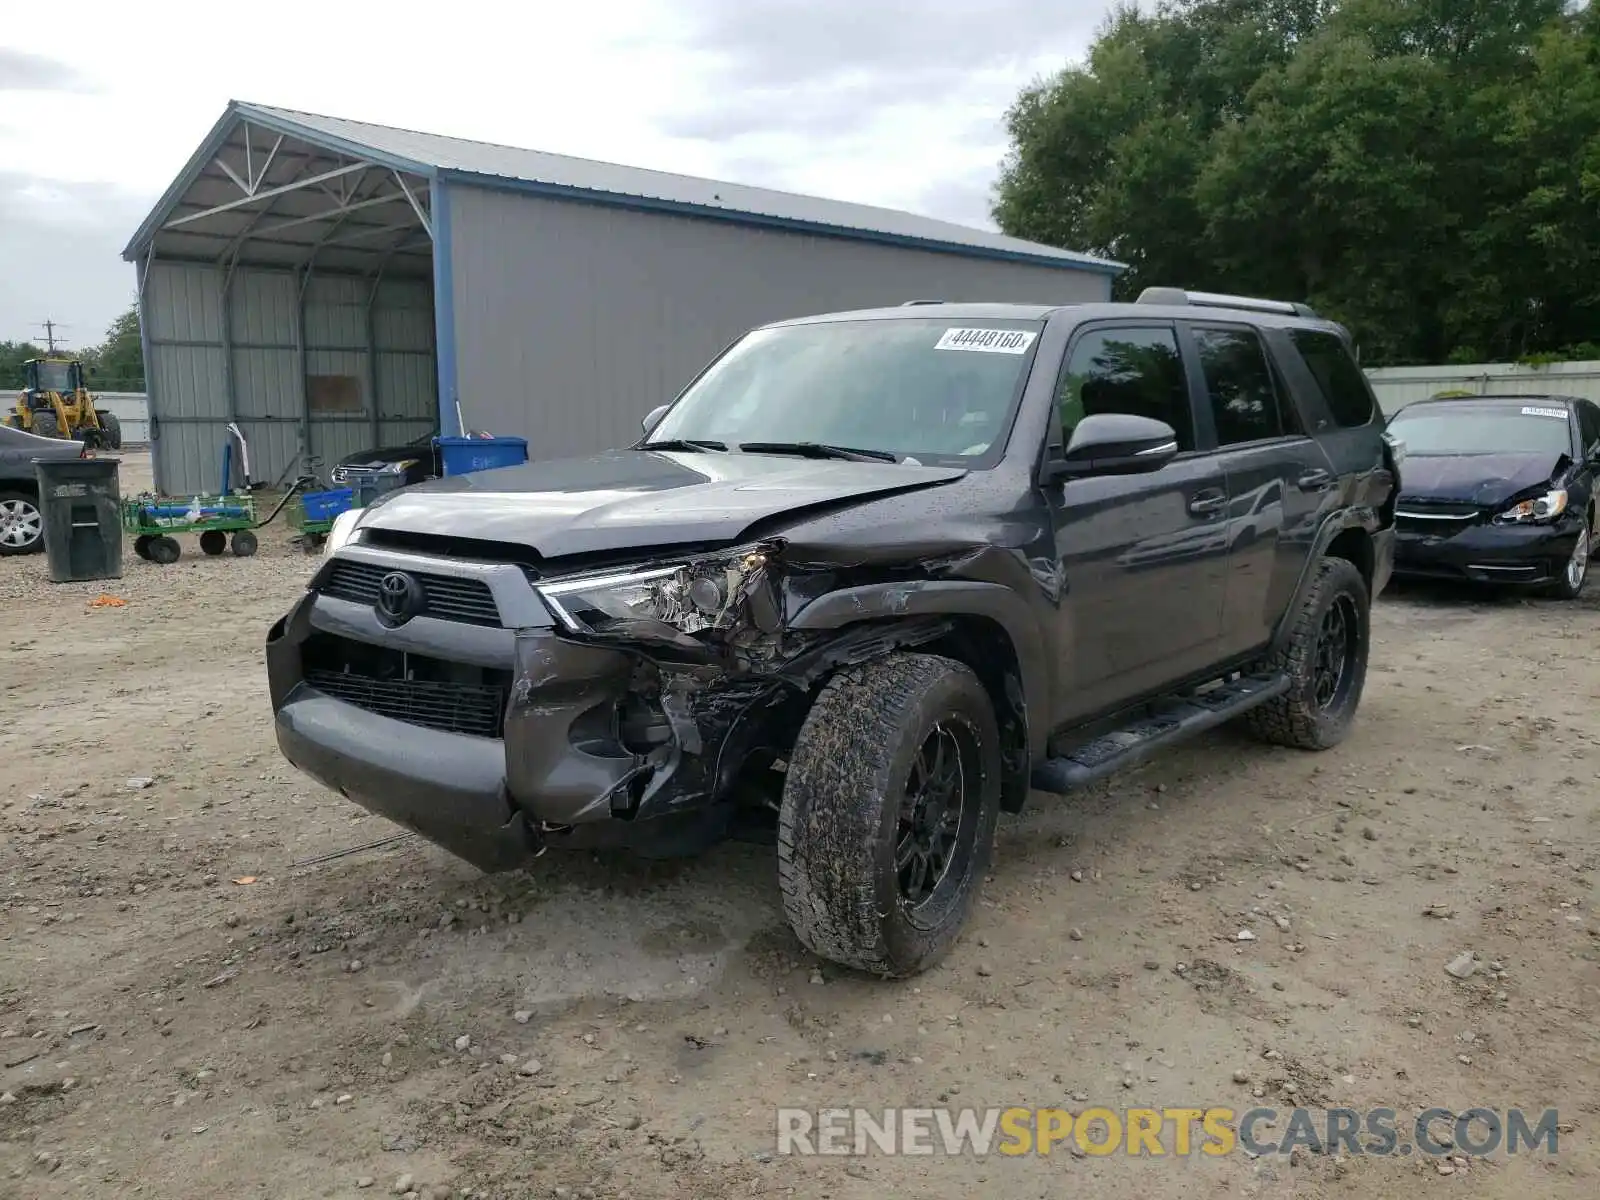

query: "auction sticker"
left=1522, top=406, right=1567, bottom=419
left=935, top=327, right=1038, bottom=354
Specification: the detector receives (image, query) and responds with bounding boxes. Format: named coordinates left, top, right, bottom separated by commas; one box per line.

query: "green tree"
left=0, top=341, right=47, bottom=391
left=85, top=307, right=146, bottom=392
left=994, top=0, right=1596, bottom=366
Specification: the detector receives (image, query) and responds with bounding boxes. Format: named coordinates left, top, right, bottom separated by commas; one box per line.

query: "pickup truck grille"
left=307, top=670, right=506, bottom=738
left=321, top=559, right=500, bottom=626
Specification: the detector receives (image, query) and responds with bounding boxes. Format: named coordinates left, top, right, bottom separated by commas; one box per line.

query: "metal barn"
left=125, top=101, right=1122, bottom=494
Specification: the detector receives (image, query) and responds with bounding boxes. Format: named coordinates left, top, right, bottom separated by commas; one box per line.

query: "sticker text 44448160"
left=935, top=327, right=1038, bottom=355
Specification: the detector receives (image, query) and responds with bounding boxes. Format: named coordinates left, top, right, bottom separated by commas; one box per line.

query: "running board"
left=1030, top=672, right=1291, bottom=795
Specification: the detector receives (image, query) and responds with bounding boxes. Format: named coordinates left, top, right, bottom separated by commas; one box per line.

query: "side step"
left=1030, top=672, right=1291, bottom=795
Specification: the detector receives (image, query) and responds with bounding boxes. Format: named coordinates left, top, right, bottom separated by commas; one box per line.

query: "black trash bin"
left=34, top=457, right=123, bottom=583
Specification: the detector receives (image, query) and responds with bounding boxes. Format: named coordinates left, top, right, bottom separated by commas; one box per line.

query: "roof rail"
left=1136, top=287, right=1318, bottom=318
left=900, top=299, right=945, bottom=306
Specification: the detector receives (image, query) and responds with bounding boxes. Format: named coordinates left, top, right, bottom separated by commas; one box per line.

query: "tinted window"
left=1194, top=327, right=1285, bottom=445
left=651, top=318, right=1042, bottom=462
left=1290, top=330, right=1375, bottom=427
left=1058, top=327, right=1194, bottom=450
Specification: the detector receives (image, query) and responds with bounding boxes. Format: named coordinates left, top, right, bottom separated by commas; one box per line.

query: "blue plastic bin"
left=434, top=436, right=529, bottom=476
left=302, top=488, right=355, bottom=522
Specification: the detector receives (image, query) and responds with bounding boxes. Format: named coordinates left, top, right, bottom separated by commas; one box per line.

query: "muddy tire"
left=1244, top=556, right=1370, bottom=751
left=31, top=410, right=59, bottom=439
left=777, top=652, right=1002, bottom=977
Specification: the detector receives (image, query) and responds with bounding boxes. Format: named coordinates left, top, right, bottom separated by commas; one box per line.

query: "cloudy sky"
left=0, top=0, right=1111, bottom=350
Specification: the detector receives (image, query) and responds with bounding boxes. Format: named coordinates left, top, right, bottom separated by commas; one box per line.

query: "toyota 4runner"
left=267, top=289, right=1398, bottom=977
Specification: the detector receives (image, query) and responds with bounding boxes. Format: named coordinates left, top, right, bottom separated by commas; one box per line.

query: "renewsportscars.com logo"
left=776, top=1106, right=1562, bottom=1159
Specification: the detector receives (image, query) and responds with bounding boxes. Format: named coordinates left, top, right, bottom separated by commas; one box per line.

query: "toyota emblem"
left=375, top=571, right=422, bottom=626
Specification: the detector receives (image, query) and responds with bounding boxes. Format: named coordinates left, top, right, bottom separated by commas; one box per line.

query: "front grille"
left=301, top=633, right=510, bottom=739
left=321, top=559, right=500, bottom=626
left=1396, top=499, right=1482, bottom=518
left=307, top=670, right=506, bottom=738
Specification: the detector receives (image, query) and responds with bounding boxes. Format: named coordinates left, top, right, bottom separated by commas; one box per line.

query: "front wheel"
left=1544, top=524, right=1590, bottom=600
left=1244, top=556, right=1370, bottom=750
left=778, top=653, right=1002, bottom=977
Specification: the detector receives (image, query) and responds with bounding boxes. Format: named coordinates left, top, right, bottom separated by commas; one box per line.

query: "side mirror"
left=1044, top=413, right=1179, bottom=482
left=641, top=404, right=669, bottom=435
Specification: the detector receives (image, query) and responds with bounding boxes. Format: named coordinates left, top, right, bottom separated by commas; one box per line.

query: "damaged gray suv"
left=267, top=290, right=1398, bottom=977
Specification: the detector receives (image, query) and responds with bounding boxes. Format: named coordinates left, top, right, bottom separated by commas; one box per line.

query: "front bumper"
left=266, top=546, right=774, bottom=871
left=1393, top=517, right=1581, bottom=586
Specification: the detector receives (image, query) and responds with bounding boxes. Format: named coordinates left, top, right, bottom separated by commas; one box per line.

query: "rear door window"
left=1057, top=326, right=1195, bottom=450
left=1191, top=326, right=1291, bottom=445
left=1289, top=330, right=1376, bottom=428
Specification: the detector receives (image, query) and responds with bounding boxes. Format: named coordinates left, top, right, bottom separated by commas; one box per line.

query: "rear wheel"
left=198, top=530, right=227, bottom=556
left=96, top=411, right=123, bottom=450
left=133, top=534, right=153, bottom=560
left=1244, top=556, right=1370, bottom=750
left=148, top=536, right=181, bottom=565
left=231, top=530, right=258, bottom=557
left=0, top=491, right=44, bottom=556
left=778, top=653, right=1002, bottom=977
left=31, top=410, right=59, bottom=439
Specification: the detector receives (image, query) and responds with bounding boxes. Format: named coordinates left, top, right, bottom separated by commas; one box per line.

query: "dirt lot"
left=2, top=451, right=1597, bottom=1199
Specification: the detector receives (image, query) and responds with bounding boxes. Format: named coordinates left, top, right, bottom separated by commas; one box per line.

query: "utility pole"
left=34, top=320, right=66, bottom=353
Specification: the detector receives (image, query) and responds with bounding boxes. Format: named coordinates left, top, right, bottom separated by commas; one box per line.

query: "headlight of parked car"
left=535, top=546, right=777, bottom=641
left=1493, top=488, right=1568, bottom=525
left=323, top=508, right=365, bottom=555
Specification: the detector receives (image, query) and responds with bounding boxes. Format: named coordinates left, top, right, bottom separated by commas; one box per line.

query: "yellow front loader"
left=4, top=357, right=122, bottom=449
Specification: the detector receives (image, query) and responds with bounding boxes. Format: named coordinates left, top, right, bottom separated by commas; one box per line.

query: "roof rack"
left=1136, top=287, right=1318, bottom=318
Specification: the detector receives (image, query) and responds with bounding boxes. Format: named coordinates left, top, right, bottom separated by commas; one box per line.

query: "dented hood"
left=358, top=448, right=967, bottom=558
left=1398, top=452, right=1567, bottom=508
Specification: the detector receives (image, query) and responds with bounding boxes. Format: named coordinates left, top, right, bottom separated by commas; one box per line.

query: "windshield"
left=34, top=361, right=72, bottom=392
left=647, top=318, right=1044, bottom=463
left=1386, top=404, right=1573, bottom=457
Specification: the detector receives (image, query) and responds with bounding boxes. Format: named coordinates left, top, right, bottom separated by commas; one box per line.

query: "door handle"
left=1297, top=469, right=1333, bottom=492
left=1187, top=490, right=1227, bottom=517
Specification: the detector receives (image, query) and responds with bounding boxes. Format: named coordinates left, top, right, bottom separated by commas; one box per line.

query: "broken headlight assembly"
left=1493, top=488, right=1568, bottom=525
left=535, top=546, right=780, bottom=642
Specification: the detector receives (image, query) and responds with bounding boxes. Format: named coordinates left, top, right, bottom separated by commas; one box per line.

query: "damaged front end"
left=509, top=541, right=954, bottom=854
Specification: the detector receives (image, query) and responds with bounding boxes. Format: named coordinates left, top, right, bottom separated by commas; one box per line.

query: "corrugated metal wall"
left=1367, top=361, right=1600, bottom=416
left=445, top=185, right=1113, bottom=457
left=142, top=262, right=436, bottom=494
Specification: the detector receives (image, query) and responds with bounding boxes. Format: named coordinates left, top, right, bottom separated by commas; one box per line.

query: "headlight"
left=1494, top=489, right=1568, bottom=525
left=536, top=546, right=776, bottom=641
left=324, top=508, right=364, bottom=555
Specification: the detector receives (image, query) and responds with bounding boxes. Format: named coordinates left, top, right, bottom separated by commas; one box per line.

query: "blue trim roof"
left=128, top=101, right=1122, bottom=275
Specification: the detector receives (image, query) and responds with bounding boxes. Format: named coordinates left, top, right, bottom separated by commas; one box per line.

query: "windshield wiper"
left=638, top=438, right=729, bottom=453
left=739, top=441, right=899, bottom=463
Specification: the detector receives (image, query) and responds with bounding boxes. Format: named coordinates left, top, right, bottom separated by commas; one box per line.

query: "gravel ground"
left=2, top=451, right=1597, bottom=1198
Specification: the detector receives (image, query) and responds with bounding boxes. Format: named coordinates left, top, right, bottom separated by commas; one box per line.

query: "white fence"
left=1365, top=361, right=1600, bottom=416
left=92, top=391, right=150, bottom=445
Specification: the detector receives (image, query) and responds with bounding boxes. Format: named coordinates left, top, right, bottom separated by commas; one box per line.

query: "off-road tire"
left=198, top=530, right=227, bottom=556
left=1244, top=556, right=1370, bottom=751
left=231, top=530, right=258, bottom=557
left=97, top=411, right=123, bottom=450
left=31, top=410, right=59, bottom=439
left=777, top=652, right=1002, bottom=977
left=148, top=535, right=181, bottom=565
